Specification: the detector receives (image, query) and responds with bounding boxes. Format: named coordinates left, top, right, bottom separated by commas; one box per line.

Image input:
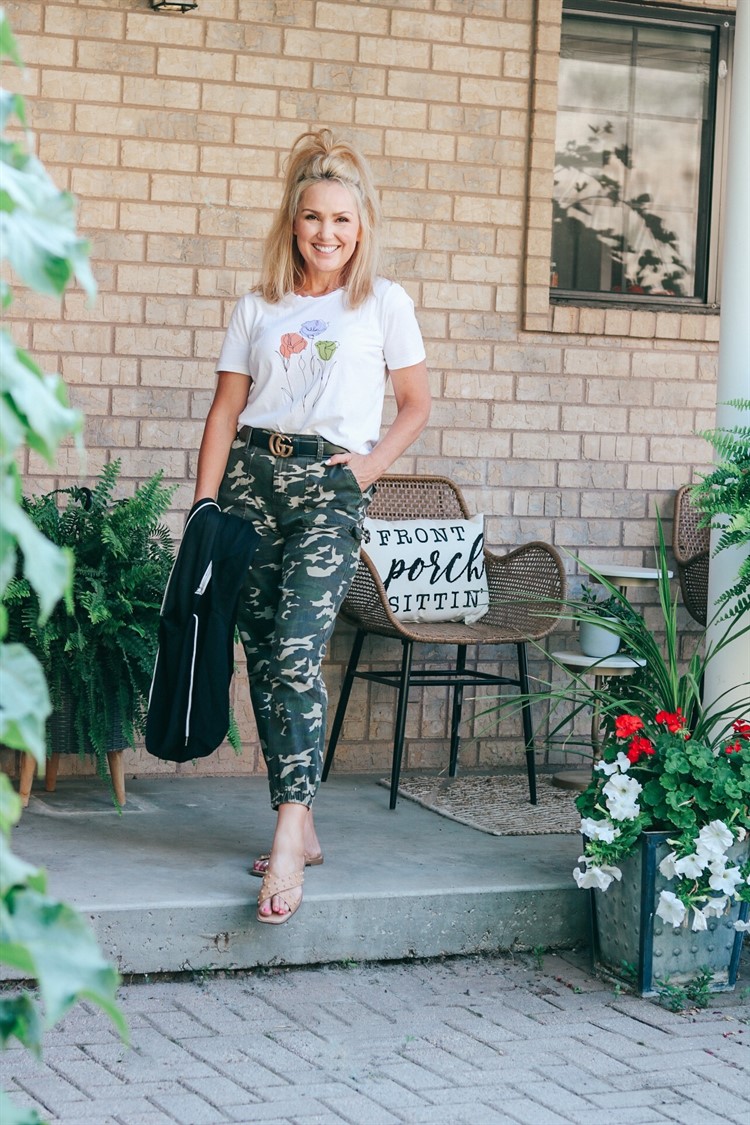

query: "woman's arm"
left=193, top=370, right=251, bottom=504
left=328, top=359, right=431, bottom=490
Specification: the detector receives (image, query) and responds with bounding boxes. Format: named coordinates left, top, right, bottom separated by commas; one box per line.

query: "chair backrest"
left=672, top=485, right=710, bottom=564
left=367, top=475, right=470, bottom=521
left=672, top=485, right=709, bottom=626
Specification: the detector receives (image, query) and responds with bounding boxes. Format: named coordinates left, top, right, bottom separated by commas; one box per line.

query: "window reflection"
left=553, top=15, right=714, bottom=299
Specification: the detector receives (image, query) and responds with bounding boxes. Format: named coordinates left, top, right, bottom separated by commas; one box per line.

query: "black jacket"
left=145, top=499, right=259, bottom=762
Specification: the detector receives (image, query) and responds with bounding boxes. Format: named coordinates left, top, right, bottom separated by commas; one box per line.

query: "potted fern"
left=5, top=461, right=175, bottom=798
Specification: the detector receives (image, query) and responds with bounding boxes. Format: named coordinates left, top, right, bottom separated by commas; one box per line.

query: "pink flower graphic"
left=279, top=333, right=307, bottom=360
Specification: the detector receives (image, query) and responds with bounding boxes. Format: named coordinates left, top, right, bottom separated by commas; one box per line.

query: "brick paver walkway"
left=4, top=952, right=749, bottom=1125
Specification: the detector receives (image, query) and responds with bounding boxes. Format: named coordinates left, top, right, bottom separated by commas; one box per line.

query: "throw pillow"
left=362, top=513, right=489, bottom=624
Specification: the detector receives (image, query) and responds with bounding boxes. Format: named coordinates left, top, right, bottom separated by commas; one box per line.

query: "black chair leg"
left=322, top=628, right=365, bottom=782
left=517, top=641, right=537, bottom=805
left=448, top=645, right=467, bottom=776
left=389, top=640, right=414, bottom=809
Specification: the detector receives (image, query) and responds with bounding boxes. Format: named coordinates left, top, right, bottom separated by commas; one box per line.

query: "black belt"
left=238, top=426, right=348, bottom=459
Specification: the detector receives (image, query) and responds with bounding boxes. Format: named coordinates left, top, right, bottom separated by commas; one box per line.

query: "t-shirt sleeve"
left=216, top=297, right=254, bottom=376
left=380, top=282, right=426, bottom=372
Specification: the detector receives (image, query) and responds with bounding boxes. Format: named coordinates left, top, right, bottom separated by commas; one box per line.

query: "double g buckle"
left=268, top=432, right=294, bottom=457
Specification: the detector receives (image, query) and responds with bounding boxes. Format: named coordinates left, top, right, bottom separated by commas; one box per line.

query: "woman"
left=193, top=129, right=431, bottom=924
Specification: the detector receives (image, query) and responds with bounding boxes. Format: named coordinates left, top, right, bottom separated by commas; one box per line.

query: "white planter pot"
left=579, top=617, right=621, bottom=658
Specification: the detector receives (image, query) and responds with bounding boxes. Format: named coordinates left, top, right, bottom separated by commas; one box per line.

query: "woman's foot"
left=250, top=850, right=323, bottom=877
left=256, top=803, right=308, bottom=922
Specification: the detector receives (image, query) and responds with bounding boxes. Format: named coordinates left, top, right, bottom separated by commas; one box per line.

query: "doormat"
left=379, top=773, right=582, bottom=836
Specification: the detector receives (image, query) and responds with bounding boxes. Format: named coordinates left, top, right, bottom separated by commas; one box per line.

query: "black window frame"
left=552, top=0, right=734, bottom=312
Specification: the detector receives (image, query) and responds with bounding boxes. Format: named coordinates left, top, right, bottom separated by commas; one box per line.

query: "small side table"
left=591, top=564, right=673, bottom=596
left=549, top=650, right=646, bottom=791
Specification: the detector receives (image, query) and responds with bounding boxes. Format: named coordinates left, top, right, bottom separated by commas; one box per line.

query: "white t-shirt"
left=216, top=278, right=425, bottom=453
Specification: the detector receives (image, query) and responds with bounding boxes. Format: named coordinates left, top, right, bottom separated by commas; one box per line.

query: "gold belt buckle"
left=268, top=432, right=294, bottom=457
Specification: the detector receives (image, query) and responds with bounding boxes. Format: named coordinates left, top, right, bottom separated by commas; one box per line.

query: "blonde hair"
left=258, top=129, right=380, bottom=307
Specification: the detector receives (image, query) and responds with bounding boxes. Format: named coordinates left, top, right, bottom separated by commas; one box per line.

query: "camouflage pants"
left=218, top=436, right=372, bottom=808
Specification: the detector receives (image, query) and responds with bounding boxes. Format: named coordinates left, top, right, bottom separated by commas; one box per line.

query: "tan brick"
left=122, top=76, right=200, bottom=110
left=120, top=203, right=197, bottom=234
left=387, top=69, right=457, bottom=102
left=382, top=190, right=452, bottom=222
left=146, top=235, right=222, bottom=267
left=202, top=84, right=278, bottom=118
left=456, top=135, right=525, bottom=166
left=61, top=356, right=138, bottom=386
left=453, top=196, right=523, bottom=227
left=504, top=52, right=532, bottom=80
left=500, top=108, right=529, bottom=137
left=629, top=407, right=696, bottom=435
left=655, top=312, right=682, bottom=340
left=205, top=20, right=281, bottom=52
left=228, top=178, right=281, bottom=209
left=115, top=326, right=192, bottom=358
left=581, top=435, right=649, bottom=462
left=67, top=386, right=111, bottom=415
left=561, top=405, right=628, bottom=433
left=285, top=27, right=357, bottom=60
left=429, top=105, right=500, bottom=137
left=76, top=105, right=232, bottom=144
left=28, top=445, right=107, bottom=480
left=38, top=133, right=119, bottom=166
left=4, top=1, right=42, bottom=32
left=45, top=3, right=124, bottom=37
left=558, top=462, right=625, bottom=490
left=356, top=98, right=428, bottom=130
left=32, top=323, right=113, bottom=354
left=196, top=268, right=257, bottom=296
left=516, top=374, right=580, bottom=402
left=443, top=372, right=513, bottom=400
left=422, top=282, right=493, bottom=311
left=40, top=70, right=121, bottom=103
left=121, top=139, right=198, bottom=172
left=279, top=90, right=355, bottom=124
left=442, top=430, right=512, bottom=460
left=563, top=349, right=630, bottom=377
left=491, top=403, right=560, bottom=431
left=89, top=232, right=145, bottom=264
left=128, top=11, right=203, bottom=47
left=28, top=99, right=73, bottom=132
left=383, top=129, right=455, bottom=162
left=62, top=293, right=144, bottom=324
left=71, top=168, right=149, bottom=200
left=453, top=255, right=518, bottom=286
left=15, top=32, right=74, bottom=67
left=551, top=305, right=579, bottom=334
left=313, top=61, right=386, bottom=96
left=145, top=298, right=222, bottom=328
left=141, top=359, right=212, bottom=388
left=199, top=145, right=276, bottom=178
left=428, top=163, right=499, bottom=194
left=370, top=157, right=427, bottom=189
left=77, top=40, right=155, bottom=74
left=237, top=54, right=311, bottom=89
left=152, top=173, right=228, bottom=206
left=460, top=76, right=528, bottom=109
left=586, top=378, right=652, bottom=407
left=84, top=416, right=138, bottom=448
left=140, top=418, right=204, bottom=450
left=317, top=2, right=389, bottom=34
left=238, top=0, right=313, bottom=23
left=382, top=220, right=424, bottom=251
left=359, top=36, right=429, bottom=71
left=577, top=308, right=606, bottom=336
left=463, top=16, right=533, bottom=50
left=424, top=224, right=495, bottom=254
left=631, top=352, right=697, bottom=380
left=652, top=381, right=715, bottom=409
left=116, top=264, right=193, bottom=295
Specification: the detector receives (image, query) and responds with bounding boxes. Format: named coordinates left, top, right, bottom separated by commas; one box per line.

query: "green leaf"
left=0, top=90, right=25, bottom=133
left=1, top=886, right=127, bottom=1038
left=0, top=1089, right=44, bottom=1125
left=0, top=644, right=51, bottom=764
left=0, top=11, right=23, bottom=67
left=0, top=773, right=22, bottom=839
left=0, top=993, right=44, bottom=1054
left=0, top=483, right=73, bottom=621
left=0, top=331, right=82, bottom=461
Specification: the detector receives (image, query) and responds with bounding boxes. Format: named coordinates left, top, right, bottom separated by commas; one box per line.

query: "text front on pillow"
left=362, top=514, right=489, bottom=623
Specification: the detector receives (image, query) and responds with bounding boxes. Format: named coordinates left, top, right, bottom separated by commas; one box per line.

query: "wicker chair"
left=672, top=485, right=710, bottom=626
left=322, top=475, right=566, bottom=809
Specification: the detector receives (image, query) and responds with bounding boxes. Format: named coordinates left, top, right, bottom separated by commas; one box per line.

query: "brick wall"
left=3, top=0, right=736, bottom=782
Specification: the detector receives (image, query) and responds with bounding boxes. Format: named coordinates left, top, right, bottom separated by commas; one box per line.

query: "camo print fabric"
left=218, top=436, right=373, bottom=808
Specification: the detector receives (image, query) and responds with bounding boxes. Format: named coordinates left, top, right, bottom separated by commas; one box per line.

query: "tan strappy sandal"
left=257, top=869, right=304, bottom=925
left=249, top=851, right=324, bottom=877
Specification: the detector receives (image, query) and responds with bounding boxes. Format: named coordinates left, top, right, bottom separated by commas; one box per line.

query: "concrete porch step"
left=9, top=774, right=587, bottom=976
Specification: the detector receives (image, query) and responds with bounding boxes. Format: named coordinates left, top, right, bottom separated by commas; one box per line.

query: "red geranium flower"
left=732, top=719, right=750, bottom=740
left=627, top=736, right=655, bottom=763
left=615, top=714, right=644, bottom=739
left=655, top=708, right=685, bottom=734
left=724, top=740, right=743, bottom=755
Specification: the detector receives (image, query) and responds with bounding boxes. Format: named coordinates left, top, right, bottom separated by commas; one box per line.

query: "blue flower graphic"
left=300, top=319, right=327, bottom=339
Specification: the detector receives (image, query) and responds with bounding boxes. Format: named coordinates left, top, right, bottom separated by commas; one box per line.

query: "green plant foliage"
left=0, top=13, right=126, bottom=1119
left=691, top=399, right=750, bottom=621
left=5, top=462, right=175, bottom=780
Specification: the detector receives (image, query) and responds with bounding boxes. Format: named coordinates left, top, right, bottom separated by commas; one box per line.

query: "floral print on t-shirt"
left=277, top=319, right=339, bottom=410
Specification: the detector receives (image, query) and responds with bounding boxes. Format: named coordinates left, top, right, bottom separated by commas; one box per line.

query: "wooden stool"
left=18, top=750, right=126, bottom=807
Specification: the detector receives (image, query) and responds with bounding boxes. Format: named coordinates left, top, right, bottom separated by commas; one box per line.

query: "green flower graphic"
left=315, top=340, right=338, bottom=362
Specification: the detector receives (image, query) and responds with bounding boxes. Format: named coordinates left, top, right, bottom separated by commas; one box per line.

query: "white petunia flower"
left=580, top=817, right=621, bottom=843
left=659, top=852, right=678, bottom=880
left=602, top=772, right=642, bottom=821
left=595, top=752, right=632, bottom=776
left=708, top=865, right=743, bottom=896
left=674, top=853, right=707, bottom=879
left=573, top=862, right=622, bottom=891
left=656, top=891, right=687, bottom=928
left=691, top=908, right=709, bottom=932
left=736, top=826, right=747, bottom=843
left=733, top=919, right=750, bottom=932
left=701, top=896, right=729, bottom=918
left=695, top=820, right=734, bottom=859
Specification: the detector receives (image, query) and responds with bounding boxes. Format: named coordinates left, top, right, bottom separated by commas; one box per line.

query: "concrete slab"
left=8, top=774, right=587, bottom=975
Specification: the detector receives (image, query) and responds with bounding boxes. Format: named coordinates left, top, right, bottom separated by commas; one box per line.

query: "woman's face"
left=293, top=180, right=361, bottom=286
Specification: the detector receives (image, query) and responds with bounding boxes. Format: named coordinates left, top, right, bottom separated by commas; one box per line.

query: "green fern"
left=5, top=462, right=175, bottom=788
left=691, top=399, right=750, bottom=619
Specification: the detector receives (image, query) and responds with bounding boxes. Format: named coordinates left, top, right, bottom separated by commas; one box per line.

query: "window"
left=552, top=1, right=732, bottom=306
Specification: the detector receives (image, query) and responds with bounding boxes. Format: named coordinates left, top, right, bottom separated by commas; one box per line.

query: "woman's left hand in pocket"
left=326, top=451, right=379, bottom=491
